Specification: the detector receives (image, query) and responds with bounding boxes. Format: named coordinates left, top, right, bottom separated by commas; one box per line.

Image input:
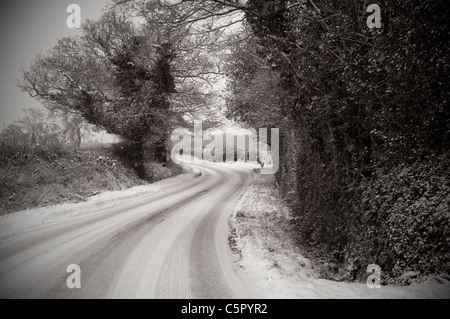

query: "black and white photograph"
left=0, top=0, right=449, bottom=303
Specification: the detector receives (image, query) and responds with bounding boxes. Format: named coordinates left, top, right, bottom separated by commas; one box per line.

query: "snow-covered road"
left=0, top=162, right=254, bottom=299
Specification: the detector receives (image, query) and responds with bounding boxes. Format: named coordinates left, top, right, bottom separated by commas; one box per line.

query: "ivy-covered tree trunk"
left=134, top=140, right=147, bottom=180
left=154, top=138, right=168, bottom=164
left=147, top=43, right=176, bottom=165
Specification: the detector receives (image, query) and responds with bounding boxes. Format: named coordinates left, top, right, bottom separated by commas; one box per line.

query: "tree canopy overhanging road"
left=3, top=0, right=448, bottom=291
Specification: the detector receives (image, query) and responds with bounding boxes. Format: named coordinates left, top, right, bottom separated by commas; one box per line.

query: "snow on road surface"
left=0, top=162, right=253, bottom=298
left=1, top=161, right=448, bottom=299
left=230, top=173, right=450, bottom=299
left=0, top=168, right=199, bottom=238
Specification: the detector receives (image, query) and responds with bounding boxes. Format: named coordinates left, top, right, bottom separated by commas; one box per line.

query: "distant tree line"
left=0, top=108, right=91, bottom=163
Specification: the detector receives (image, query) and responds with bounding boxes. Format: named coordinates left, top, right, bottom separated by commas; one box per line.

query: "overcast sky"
left=0, top=0, right=110, bottom=129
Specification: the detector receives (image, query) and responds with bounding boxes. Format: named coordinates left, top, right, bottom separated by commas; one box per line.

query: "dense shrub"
left=144, top=162, right=174, bottom=181
left=277, top=130, right=449, bottom=284
left=0, top=146, right=146, bottom=215
left=227, top=0, right=449, bottom=284
left=355, top=153, right=450, bottom=283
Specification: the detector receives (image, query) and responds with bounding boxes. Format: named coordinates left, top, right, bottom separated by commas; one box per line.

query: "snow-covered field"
left=230, top=173, right=450, bottom=299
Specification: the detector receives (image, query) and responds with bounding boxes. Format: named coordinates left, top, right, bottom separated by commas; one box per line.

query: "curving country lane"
left=0, top=162, right=255, bottom=299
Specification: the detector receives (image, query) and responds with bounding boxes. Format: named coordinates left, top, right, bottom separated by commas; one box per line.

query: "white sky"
left=0, top=0, right=110, bottom=129
left=0, top=1, right=246, bottom=135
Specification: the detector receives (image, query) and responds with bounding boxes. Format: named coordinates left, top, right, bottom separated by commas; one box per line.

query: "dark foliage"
left=226, top=0, right=449, bottom=283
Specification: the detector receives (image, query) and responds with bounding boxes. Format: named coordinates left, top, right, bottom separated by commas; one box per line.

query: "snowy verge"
left=229, top=173, right=450, bottom=299
left=0, top=169, right=199, bottom=238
